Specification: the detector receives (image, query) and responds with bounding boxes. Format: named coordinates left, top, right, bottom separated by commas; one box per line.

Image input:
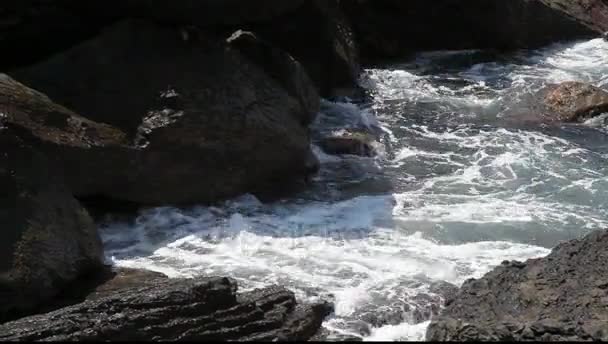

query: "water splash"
left=101, top=38, right=608, bottom=342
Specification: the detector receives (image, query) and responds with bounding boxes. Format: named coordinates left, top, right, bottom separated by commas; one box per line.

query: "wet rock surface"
left=541, top=81, right=608, bottom=122
left=12, top=20, right=319, bottom=206
left=506, top=81, right=608, bottom=124
left=0, top=128, right=103, bottom=323
left=0, top=276, right=333, bottom=341
left=427, top=230, right=608, bottom=341
left=319, top=130, right=378, bottom=157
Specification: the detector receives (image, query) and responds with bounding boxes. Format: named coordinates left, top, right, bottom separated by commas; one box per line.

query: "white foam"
left=101, top=38, right=608, bottom=341
left=365, top=321, right=430, bottom=342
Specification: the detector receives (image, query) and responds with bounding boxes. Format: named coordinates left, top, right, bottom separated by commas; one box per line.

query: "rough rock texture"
left=341, top=0, right=602, bottom=61
left=227, top=30, right=320, bottom=126
left=0, top=128, right=103, bottom=323
left=541, top=81, right=608, bottom=122
left=427, top=230, right=608, bottom=341
left=540, top=0, right=608, bottom=34
left=0, top=276, right=333, bottom=341
left=70, top=0, right=360, bottom=97
left=243, top=0, right=360, bottom=97
left=12, top=20, right=319, bottom=205
left=319, top=130, right=377, bottom=157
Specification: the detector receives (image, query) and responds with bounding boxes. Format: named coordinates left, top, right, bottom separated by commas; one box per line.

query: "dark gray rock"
left=0, top=276, right=333, bottom=341
left=12, top=20, right=319, bottom=206
left=0, top=126, right=103, bottom=323
left=427, top=230, right=608, bottom=341
left=227, top=29, right=320, bottom=126
left=340, top=0, right=605, bottom=61
left=243, top=0, right=360, bottom=97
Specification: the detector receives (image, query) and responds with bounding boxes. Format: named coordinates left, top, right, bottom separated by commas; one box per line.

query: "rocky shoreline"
left=427, top=230, right=608, bottom=341
left=2, top=0, right=608, bottom=341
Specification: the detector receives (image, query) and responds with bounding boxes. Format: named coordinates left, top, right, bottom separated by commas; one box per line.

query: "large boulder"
left=12, top=20, right=319, bottom=205
left=0, top=276, right=333, bottom=341
left=341, top=0, right=605, bottom=61
left=227, top=30, right=320, bottom=125
left=426, top=230, right=608, bottom=341
left=0, top=129, right=103, bottom=323
left=3, top=1, right=359, bottom=98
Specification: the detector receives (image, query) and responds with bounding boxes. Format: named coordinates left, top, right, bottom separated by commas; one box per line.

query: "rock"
left=227, top=30, right=320, bottom=125
left=0, top=127, right=103, bottom=323
left=0, top=276, right=333, bottom=341
left=539, top=0, right=608, bottom=34
left=72, top=0, right=360, bottom=97
left=243, top=0, right=360, bottom=97
left=3, top=1, right=359, bottom=97
left=12, top=20, right=320, bottom=205
left=508, top=81, right=608, bottom=124
left=604, top=31, right=608, bottom=41
left=426, top=230, right=608, bottom=341
left=542, top=82, right=608, bottom=122
left=340, top=0, right=604, bottom=61
left=429, top=281, right=460, bottom=306
left=0, top=73, right=139, bottom=208
left=319, top=130, right=377, bottom=157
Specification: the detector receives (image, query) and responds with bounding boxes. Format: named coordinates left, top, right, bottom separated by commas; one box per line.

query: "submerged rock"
left=319, top=130, right=377, bottom=157
left=12, top=20, right=320, bottom=205
left=0, top=276, right=333, bottom=341
left=426, top=230, right=608, bottom=341
left=341, top=0, right=605, bottom=61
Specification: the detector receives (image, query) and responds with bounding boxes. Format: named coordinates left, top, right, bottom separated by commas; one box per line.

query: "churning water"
left=100, top=38, right=608, bottom=341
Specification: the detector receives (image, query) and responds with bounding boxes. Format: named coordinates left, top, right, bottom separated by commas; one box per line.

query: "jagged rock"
left=341, top=0, right=604, bottom=61
left=0, top=127, right=103, bottom=323
left=12, top=20, right=319, bottom=205
left=0, top=276, right=333, bottom=341
left=426, top=230, right=608, bottom=341
left=319, top=130, right=377, bottom=157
